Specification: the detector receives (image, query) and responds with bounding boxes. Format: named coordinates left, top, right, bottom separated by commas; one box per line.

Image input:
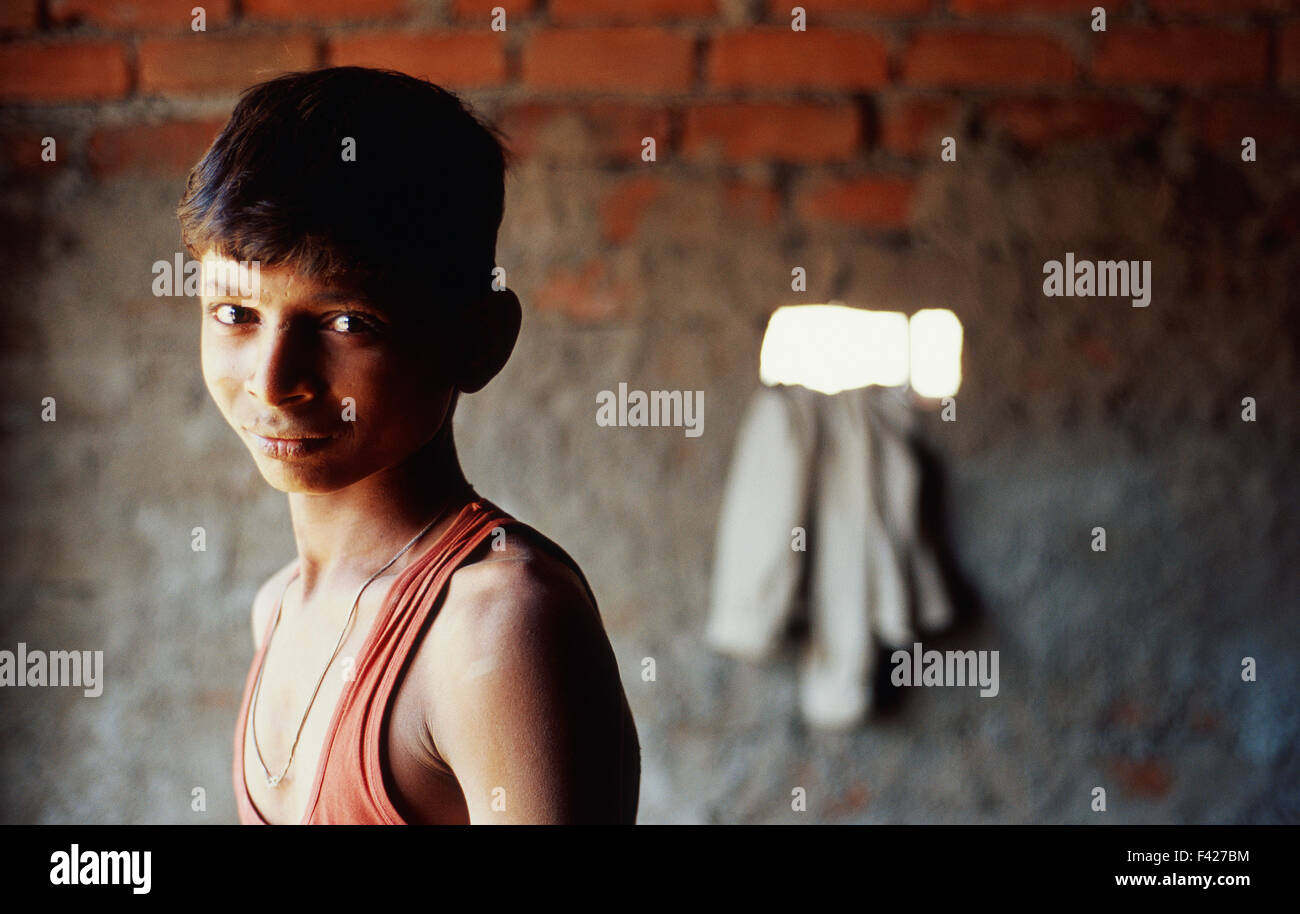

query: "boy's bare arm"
left=424, top=559, right=630, bottom=824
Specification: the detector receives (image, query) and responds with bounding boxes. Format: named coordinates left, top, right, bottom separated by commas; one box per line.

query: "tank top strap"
left=367, top=496, right=517, bottom=698
left=322, top=496, right=519, bottom=823
left=236, top=495, right=523, bottom=824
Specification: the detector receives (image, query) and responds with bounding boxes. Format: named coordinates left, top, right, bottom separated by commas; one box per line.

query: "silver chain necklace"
left=248, top=500, right=462, bottom=789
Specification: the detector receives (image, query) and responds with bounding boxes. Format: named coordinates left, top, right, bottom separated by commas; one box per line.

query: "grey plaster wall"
left=1, top=123, right=1296, bottom=824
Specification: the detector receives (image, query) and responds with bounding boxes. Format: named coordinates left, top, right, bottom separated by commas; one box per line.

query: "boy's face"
left=199, top=252, right=456, bottom=495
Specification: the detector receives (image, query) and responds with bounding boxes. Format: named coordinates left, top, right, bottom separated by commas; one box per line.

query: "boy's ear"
left=449, top=288, right=522, bottom=394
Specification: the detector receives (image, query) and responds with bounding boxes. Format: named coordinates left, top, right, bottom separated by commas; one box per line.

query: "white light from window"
left=759, top=304, right=909, bottom=395
left=909, top=308, right=963, bottom=398
left=758, top=304, right=962, bottom=396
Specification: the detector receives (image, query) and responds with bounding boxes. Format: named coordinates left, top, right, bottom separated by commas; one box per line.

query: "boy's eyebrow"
left=294, top=290, right=373, bottom=306
left=211, top=288, right=383, bottom=309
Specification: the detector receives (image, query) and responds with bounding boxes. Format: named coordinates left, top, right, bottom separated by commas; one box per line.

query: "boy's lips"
left=244, top=428, right=336, bottom=459
left=245, top=429, right=332, bottom=440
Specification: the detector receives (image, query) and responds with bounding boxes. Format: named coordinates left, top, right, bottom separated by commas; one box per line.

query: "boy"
left=177, top=67, right=640, bottom=824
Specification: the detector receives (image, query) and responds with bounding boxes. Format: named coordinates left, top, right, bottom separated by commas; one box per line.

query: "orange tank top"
left=231, top=494, right=627, bottom=824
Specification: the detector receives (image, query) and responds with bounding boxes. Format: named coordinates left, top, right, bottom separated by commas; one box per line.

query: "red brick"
left=683, top=103, right=859, bottom=163
left=710, top=29, right=888, bottom=90
left=1021, top=366, right=1051, bottom=391
left=0, top=1, right=39, bottom=30
left=1107, top=700, right=1145, bottom=727
left=88, top=118, right=227, bottom=179
left=1283, top=23, right=1300, bottom=86
left=949, top=0, right=1121, bottom=12
left=450, top=0, right=533, bottom=19
left=826, top=782, right=871, bottom=817
left=1093, top=28, right=1267, bottom=87
left=879, top=97, right=960, bottom=156
left=497, top=102, right=669, bottom=162
left=139, top=34, right=316, bottom=95
left=1262, top=187, right=1300, bottom=240
left=195, top=688, right=241, bottom=709
left=49, top=0, right=234, bottom=29
left=1110, top=759, right=1173, bottom=798
left=1147, top=0, right=1291, bottom=13
left=328, top=32, right=506, bottom=87
left=601, top=175, right=666, bottom=243
left=1190, top=709, right=1220, bottom=733
left=725, top=181, right=781, bottom=225
left=1178, top=96, right=1300, bottom=151
left=984, top=97, right=1148, bottom=148
left=0, top=130, right=62, bottom=179
left=0, top=41, right=129, bottom=101
left=902, top=31, right=1075, bottom=87
left=523, top=28, right=694, bottom=93
left=534, top=260, right=631, bottom=322
left=796, top=175, right=916, bottom=230
left=551, top=0, right=714, bottom=23
left=767, top=0, right=930, bottom=14
left=244, top=0, right=408, bottom=22
left=1075, top=333, right=1116, bottom=368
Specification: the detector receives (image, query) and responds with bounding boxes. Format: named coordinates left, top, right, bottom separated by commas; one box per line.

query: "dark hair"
left=177, top=66, right=509, bottom=319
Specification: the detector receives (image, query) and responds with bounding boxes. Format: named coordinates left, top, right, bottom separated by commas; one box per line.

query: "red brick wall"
left=2, top=0, right=1296, bottom=301
left=2, top=3, right=1297, bottom=828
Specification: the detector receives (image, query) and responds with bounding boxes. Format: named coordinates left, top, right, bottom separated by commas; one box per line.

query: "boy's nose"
left=245, top=324, right=318, bottom=406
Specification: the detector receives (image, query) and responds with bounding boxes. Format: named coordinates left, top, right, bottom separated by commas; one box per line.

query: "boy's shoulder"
left=411, top=514, right=635, bottom=822
left=420, top=513, right=620, bottom=691
left=445, top=515, right=599, bottom=630
left=416, top=516, right=620, bottom=749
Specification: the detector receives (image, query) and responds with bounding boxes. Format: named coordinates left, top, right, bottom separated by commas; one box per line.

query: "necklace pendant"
left=267, top=774, right=282, bottom=788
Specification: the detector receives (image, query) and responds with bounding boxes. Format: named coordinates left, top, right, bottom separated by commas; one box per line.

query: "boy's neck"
left=286, top=424, right=475, bottom=605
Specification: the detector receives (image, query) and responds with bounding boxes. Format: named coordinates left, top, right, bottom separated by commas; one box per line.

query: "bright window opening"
left=909, top=308, right=963, bottom=398
left=759, top=303, right=963, bottom=397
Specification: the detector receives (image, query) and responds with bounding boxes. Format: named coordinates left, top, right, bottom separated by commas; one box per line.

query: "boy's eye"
left=206, top=305, right=377, bottom=334
left=328, top=313, right=375, bottom=334
left=211, top=303, right=251, bottom=325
